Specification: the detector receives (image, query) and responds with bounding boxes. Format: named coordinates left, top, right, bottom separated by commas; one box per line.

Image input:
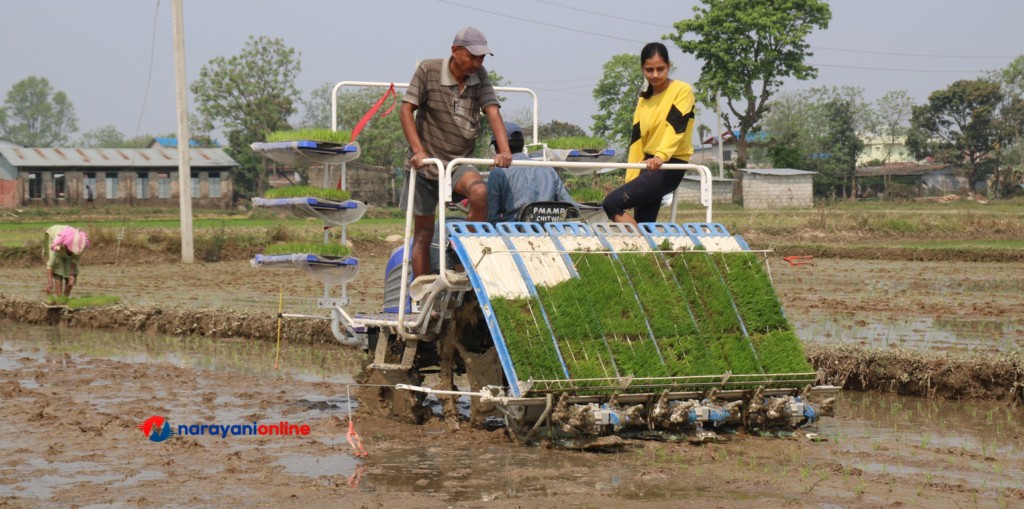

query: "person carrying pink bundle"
left=43, top=224, right=90, bottom=298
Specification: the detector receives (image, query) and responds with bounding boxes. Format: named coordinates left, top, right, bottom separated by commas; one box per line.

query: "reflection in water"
left=0, top=321, right=363, bottom=383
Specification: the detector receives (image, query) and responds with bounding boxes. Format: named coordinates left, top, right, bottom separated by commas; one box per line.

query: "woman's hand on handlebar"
left=645, top=156, right=664, bottom=170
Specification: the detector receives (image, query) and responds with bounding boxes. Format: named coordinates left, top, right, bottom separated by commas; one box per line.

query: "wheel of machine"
left=354, top=333, right=426, bottom=425
left=354, top=364, right=426, bottom=425
left=444, top=295, right=505, bottom=427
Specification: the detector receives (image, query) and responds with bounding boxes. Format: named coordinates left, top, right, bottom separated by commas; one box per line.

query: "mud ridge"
left=808, top=343, right=1024, bottom=403
left=0, top=295, right=335, bottom=344
left=5, top=295, right=1023, bottom=402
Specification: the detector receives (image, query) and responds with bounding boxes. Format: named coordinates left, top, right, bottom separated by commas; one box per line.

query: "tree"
left=591, top=53, right=643, bottom=150
left=871, top=90, right=914, bottom=164
left=190, top=36, right=301, bottom=197
left=996, top=55, right=1024, bottom=197
left=538, top=120, right=587, bottom=141
left=79, top=125, right=128, bottom=148
left=319, top=85, right=408, bottom=170
left=821, top=96, right=865, bottom=198
left=0, top=76, right=78, bottom=146
left=907, top=79, right=1009, bottom=191
left=667, top=0, right=832, bottom=168
left=762, top=86, right=870, bottom=197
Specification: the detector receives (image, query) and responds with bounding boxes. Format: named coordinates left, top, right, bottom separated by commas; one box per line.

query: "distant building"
left=855, top=162, right=962, bottom=198
left=856, top=136, right=919, bottom=166
left=0, top=147, right=239, bottom=208
left=735, top=168, right=816, bottom=209
left=697, top=130, right=771, bottom=167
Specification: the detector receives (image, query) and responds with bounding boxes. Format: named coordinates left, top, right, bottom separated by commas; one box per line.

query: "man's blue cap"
left=491, top=121, right=523, bottom=145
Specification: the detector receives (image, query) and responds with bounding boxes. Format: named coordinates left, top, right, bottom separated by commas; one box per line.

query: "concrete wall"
left=739, top=173, right=814, bottom=209
left=675, top=178, right=734, bottom=204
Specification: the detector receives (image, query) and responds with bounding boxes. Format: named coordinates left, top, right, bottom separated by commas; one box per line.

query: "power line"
left=133, top=0, right=162, bottom=139
left=535, top=0, right=667, bottom=28
left=810, top=62, right=987, bottom=74
left=534, top=0, right=1016, bottom=60
left=812, top=45, right=1015, bottom=60
left=436, top=0, right=645, bottom=44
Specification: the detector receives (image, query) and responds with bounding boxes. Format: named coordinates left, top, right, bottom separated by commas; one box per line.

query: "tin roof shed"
left=0, top=147, right=238, bottom=168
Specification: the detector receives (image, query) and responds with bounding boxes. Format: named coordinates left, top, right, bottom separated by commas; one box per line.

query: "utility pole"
left=172, top=0, right=194, bottom=263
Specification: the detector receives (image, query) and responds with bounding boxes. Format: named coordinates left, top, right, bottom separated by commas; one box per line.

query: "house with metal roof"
left=735, top=168, right=817, bottom=209
left=0, top=147, right=239, bottom=208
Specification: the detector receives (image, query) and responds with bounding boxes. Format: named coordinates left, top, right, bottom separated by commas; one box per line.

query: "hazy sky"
left=2, top=0, right=1022, bottom=144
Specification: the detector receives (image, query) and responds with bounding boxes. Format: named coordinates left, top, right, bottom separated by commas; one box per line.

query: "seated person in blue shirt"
left=486, top=121, right=578, bottom=223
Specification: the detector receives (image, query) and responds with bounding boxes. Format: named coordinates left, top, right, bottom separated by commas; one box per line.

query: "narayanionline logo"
left=137, top=416, right=174, bottom=442
left=137, top=415, right=311, bottom=442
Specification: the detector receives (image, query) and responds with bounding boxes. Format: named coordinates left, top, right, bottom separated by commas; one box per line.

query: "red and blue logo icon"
left=137, top=416, right=174, bottom=442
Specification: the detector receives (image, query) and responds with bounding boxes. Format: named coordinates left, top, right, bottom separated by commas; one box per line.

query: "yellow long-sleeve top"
left=625, top=79, right=696, bottom=182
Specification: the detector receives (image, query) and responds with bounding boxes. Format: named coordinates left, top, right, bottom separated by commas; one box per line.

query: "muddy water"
left=4, top=322, right=1024, bottom=507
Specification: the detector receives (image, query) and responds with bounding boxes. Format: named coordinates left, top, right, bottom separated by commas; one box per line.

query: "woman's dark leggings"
left=602, top=158, right=687, bottom=223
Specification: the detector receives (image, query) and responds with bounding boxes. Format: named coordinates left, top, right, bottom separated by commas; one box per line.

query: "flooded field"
left=3, top=323, right=1024, bottom=508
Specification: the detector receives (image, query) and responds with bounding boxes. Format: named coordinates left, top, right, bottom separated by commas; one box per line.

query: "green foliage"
left=490, top=297, right=566, bottom=381
left=302, top=84, right=408, bottom=169
left=265, top=128, right=351, bottom=145
left=537, top=120, right=588, bottom=141
left=79, top=125, right=130, bottom=148
left=762, top=86, right=873, bottom=197
left=0, top=76, right=78, bottom=146
left=262, top=242, right=350, bottom=258
left=545, top=136, right=608, bottom=150
left=667, top=0, right=832, bottom=167
left=872, top=90, right=915, bottom=164
left=591, top=53, right=643, bottom=150
left=907, top=78, right=1020, bottom=189
left=190, top=36, right=301, bottom=197
left=263, top=185, right=351, bottom=201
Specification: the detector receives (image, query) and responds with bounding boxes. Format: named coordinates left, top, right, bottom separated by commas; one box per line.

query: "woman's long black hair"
left=639, top=42, right=671, bottom=99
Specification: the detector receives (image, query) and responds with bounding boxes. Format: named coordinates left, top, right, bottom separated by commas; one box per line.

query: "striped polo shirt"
left=404, top=57, right=499, bottom=179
